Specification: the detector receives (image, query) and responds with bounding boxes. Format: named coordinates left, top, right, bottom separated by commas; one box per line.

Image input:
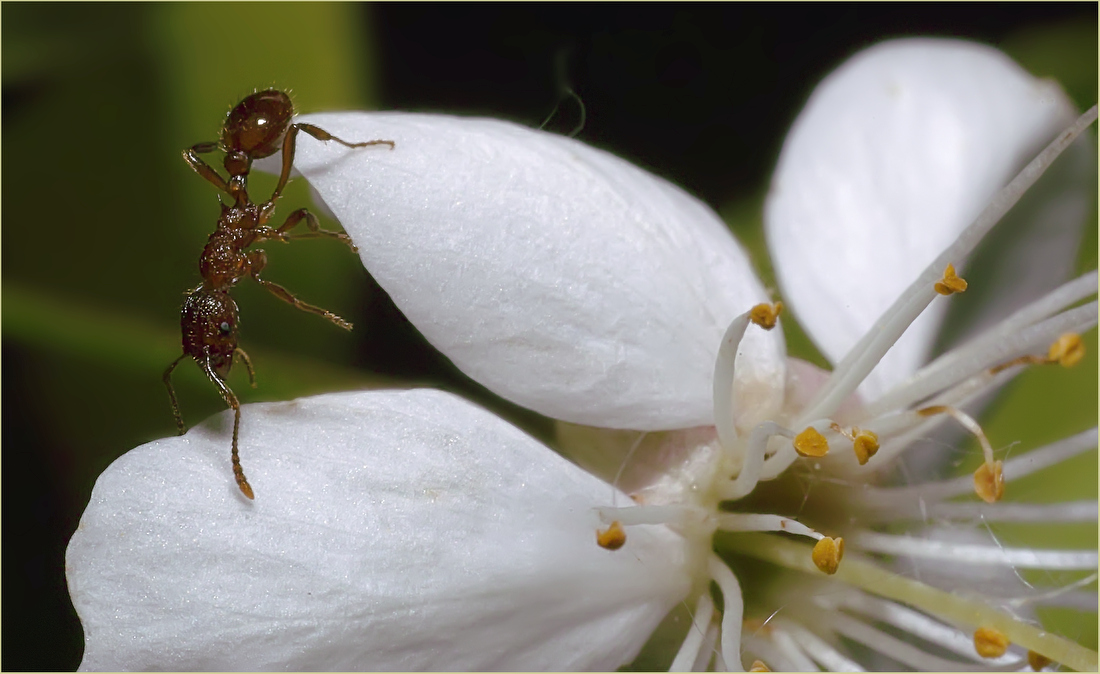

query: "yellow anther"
left=934, top=263, right=968, bottom=295
left=852, top=430, right=880, bottom=465
left=812, top=536, right=844, bottom=574
left=1028, top=650, right=1053, bottom=671
left=794, top=427, right=829, bottom=457
left=1047, top=332, right=1085, bottom=367
left=973, top=626, right=1010, bottom=658
left=973, top=460, right=1005, bottom=504
left=750, top=302, right=783, bottom=330
left=749, top=659, right=771, bottom=672
left=596, top=521, right=626, bottom=550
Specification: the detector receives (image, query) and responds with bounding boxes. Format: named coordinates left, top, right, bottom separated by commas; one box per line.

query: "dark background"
left=3, top=4, right=1097, bottom=670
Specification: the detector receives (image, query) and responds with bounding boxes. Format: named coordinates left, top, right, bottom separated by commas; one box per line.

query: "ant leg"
left=234, top=347, right=258, bottom=388
left=200, top=354, right=254, bottom=500
left=267, top=123, right=395, bottom=205
left=163, top=354, right=188, bottom=435
left=296, top=123, right=395, bottom=151
left=276, top=208, right=358, bottom=253
left=182, top=142, right=231, bottom=195
left=245, top=249, right=353, bottom=331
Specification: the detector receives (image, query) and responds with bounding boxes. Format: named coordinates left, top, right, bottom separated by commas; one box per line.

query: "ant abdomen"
left=181, top=288, right=240, bottom=379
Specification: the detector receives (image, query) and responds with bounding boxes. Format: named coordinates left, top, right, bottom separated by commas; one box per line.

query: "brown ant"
left=162, top=89, right=393, bottom=499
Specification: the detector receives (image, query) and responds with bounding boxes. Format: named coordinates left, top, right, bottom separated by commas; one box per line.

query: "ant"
left=162, top=89, right=393, bottom=500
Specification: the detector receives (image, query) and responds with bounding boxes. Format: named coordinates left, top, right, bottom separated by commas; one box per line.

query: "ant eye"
left=219, top=321, right=231, bottom=334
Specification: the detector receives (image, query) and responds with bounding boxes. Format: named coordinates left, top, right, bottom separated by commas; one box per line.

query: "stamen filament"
left=709, top=554, right=744, bottom=672
left=721, top=422, right=793, bottom=500
left=863, top=499, right=1097, bottom=524
left=862, top=301, right=1097, bottom=420
left=916, top=405, right=995, bottom=465
left=856, top=428, right=1097, bottom=510
left=724, top=533, right=1099, bottom=672
left=713, top=311, right=753, bottom=453
left=849, top=531, right=1098, bottom=569
left=821, top=609, right=1017, bottom=671
left=834, top=591, right=1020, bottom=665
left=670, top=592, right=715, bottom=672
left=801, top=105, right=1098, bottom=424
left=596, top=504, right=708, bottom=528
left=714, top=513, right=821, bottom=539
left=773, top=619, right=866, bottom=671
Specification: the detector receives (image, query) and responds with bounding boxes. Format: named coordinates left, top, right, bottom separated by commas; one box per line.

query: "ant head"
left=221, top=89, right=294, bottom=160
left=181, top=288, right=240, bottom=378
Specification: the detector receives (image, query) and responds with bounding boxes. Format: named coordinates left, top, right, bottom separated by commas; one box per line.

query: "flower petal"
left=67, top=389, right=695, bottom=671
left=279, top=112, right=784, bottom=430
left=765, top=38, right=1085, bottom=398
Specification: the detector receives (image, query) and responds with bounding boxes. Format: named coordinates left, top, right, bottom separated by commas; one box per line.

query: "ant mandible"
left=162, top=89, right=393, bottom=500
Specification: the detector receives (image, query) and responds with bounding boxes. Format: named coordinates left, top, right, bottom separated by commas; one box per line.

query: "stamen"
left=812, top=536, right=844, bottom=574
left=597, top=504, right=708, bottom=529
left=713, top=311, right=752, bottom=452
left=596, top=521, right=626, bottom=550
left=714, top=513, right=821, bottom=540
left=748, top=659, right=771, bottom=672
left=934, top=263, right=968, bottom=295
left=774, top=619, right=866, bottom=671
left=1028, top=650, right=1053, bottom=671
left=835, top=591, right=1017, bottom=665
left=800, top=106, right=1098, bottom=424
left=990, top=332, right=1086, bottom=374
left=916, top=404, right=1003, bottom=502
left=855, top=429, right=1097, bottom=510
left=1047, top=332, right=1085, bottom=367
left=974, top=626, right=1011, bottom=659
left=721, top=421, right=794, bottom=500
left=727, top=533, right=1099, bottom=671
left=708, top=554, right=744, bottom=672
left=793, top=426, right=829, bottom=457
left=750, top=302, right=783, bottom=330
left=669, top=592, right=715, bottom=672
left=863, top=296, right=1097, bottom=420
left=848, top=531, right=1098, bottom=569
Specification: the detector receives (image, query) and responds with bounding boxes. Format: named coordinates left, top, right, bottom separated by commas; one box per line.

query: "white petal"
left=67, top=389, right=695, bottom=671
left=280, top=112, right=784, bottom=430
left=765, top=38, right=1084, bottom=398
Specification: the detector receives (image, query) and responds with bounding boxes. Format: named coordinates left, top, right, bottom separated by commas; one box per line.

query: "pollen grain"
left=973, top=626, right=1010, bottom=658
left=812, top=536, right=844, bottom=574
left=597, top=521, right=627, bottom=550
left=934, top=263, right=968, bottom=295
left=750, top=302, right=783, bottom=330
left=794, top=427, right=829, bottom=458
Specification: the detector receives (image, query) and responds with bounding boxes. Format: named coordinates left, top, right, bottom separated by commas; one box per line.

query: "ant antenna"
left=538, top=47, right=587, bottom=138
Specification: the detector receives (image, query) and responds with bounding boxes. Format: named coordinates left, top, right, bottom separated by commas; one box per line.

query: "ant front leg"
left=182, top=141, right=231, bottom=195
left=163, top=354, right=188, bottom=435
left=245, top=249, right=353, bottom=331
left=266, top=123, right=395, bottom=206
left=200, top=354, right=253, bottom=500
left=276, top=208, right=358, bottom=253
left=234, top=347, right=258, bottom=388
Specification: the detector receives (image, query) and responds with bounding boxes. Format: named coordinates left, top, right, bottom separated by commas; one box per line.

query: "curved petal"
left=765, top=38, right=1084, bottom=398
left=67, top=390, right=696, bottom=671
left=278, top=112, right=784, bottom=430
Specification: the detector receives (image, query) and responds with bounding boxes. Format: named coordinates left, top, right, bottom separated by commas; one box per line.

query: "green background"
left=3, top=4, right=1095, bottom=669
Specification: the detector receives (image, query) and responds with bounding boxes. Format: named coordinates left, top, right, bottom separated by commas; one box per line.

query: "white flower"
left=68, top=39, right=1097, bottom=671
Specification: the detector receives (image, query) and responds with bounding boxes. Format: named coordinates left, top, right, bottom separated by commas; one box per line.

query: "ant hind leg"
left=163, top=354, right=188, bottom=435
left=201, top=355, right=254, bottom=500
